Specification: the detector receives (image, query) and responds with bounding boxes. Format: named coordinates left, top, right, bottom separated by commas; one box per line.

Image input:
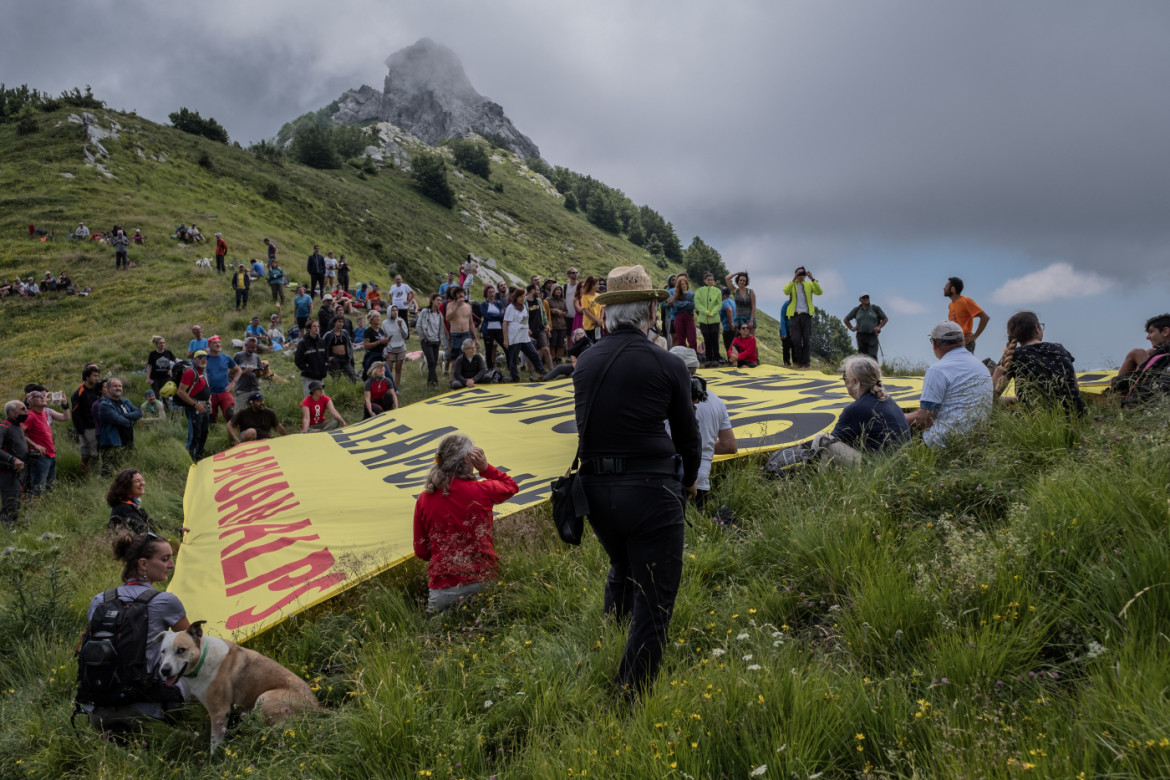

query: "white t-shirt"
left=920, top=347, right=993, bottom=448
left=503, top=304, right=530, bottom=344
left=695, top=391, right=732, bottom=490
left=324, top=256, right=338, bottom=276
left=564, top=282, right=578, bottom=317
left=389, top=283, right=412, bottom=310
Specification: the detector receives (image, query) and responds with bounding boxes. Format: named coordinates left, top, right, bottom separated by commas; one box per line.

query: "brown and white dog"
left=155, top=621, right=322, bottom=752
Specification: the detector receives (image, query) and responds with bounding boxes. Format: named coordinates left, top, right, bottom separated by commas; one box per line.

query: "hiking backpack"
left=76, top=588, right=162, bottom=707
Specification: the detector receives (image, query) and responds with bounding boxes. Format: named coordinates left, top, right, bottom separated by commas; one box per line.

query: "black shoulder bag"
left=549, top=339, right=631, bottom=545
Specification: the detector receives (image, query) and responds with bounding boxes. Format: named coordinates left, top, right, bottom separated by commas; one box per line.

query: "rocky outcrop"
left=331, top=38, right=540, bottom=160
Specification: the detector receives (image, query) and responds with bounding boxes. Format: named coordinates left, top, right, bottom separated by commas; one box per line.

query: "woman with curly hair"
left=106, top=468, right=158, bottom=534
left=412, top=435, right=518, bottom=614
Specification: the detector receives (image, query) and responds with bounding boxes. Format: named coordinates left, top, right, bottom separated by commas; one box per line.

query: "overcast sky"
left=5, top=0, right=1168, bottom=368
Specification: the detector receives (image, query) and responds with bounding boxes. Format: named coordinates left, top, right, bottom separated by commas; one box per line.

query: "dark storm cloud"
left=4, top=1, right=1168, bottom=281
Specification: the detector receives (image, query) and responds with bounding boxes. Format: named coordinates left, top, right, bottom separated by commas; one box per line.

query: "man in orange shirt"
left=944, top=277, right=990, bottom=354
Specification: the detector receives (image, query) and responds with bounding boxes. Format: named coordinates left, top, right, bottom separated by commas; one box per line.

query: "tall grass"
left=2, top=393, right=1169, bottom=778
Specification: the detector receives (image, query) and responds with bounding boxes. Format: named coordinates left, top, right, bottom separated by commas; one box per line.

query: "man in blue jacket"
left=98, top=378, right=141, bottom=475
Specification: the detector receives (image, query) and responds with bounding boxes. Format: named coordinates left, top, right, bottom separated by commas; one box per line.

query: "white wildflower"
left=749, top=764, right=767, bottom=776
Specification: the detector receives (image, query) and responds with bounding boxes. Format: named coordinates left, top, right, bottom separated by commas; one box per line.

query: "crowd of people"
left=5, top=240, right=1170, bottom=739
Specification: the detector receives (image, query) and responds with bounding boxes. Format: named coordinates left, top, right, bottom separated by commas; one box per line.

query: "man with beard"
left=944, top=277, right=990, bottom=354
left=97, top=378, right=142, bottom=475
left=227, top=393, right=288, bottom=445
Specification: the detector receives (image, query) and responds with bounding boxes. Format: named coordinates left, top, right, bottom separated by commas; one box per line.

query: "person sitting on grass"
left=728, top=323, right=759, bottom=368
left=105, top=468, right=159, bottom=534
left=540, top=328, right=591, bottom=381
left=140, top=389, right=166, bottom=422
left=80, top=531, right=188, bottom=736
left=905, top=321, right=993, bottom=448
left=301, top=381, right=346, bottom=433
left=1112, top=313, right=1170, bottom=405
left=991, top=311, right=1085, bottom=415
left=809, top=354, right=911, bottom=467
left=450, top=338, right=488, bottom=390
left=227, top=392, right=287, bottom=444
left=412, top=434, right=518, bottom=615
left=363, top=361, right=399, bottom=419
left=131, top=228, right=145, bottom=245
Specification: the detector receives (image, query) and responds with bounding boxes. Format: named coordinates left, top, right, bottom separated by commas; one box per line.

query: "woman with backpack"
left=79, top=531, right=189, bottom=735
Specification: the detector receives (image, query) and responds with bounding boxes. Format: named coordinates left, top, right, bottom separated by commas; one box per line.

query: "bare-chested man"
left=445, top=286, right=479, bottom=359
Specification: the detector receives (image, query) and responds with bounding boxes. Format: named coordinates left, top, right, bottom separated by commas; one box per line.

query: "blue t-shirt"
left=203, top=353, right=235, bottom=392
left=246, top=324, right=267, bottom=340
left=294, top=294, right=313, bottom=318
left=720, top=299, right=735, bottom=331
left=251, top=261, right=266, bottom=277
left=831, top=393, right=911, bottom=453
left=188, top=338, right=208, bottom=355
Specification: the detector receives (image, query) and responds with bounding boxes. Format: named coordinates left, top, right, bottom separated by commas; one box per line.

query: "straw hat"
left=594, top=265, right=669, bottom=305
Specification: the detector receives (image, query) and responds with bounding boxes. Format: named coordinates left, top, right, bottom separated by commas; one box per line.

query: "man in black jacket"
left=1, top=399, right=31, bottom=526
left=69, top=364, right=103, bottom=477
left=307, top=245, right=326, bottom=299
left=294, top=320, right=328, bottom=397
left=572, top=264, right=701, bottom=696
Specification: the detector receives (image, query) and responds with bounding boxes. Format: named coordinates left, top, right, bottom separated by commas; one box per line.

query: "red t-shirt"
left=301, top=394, right=330, bottom=426
left=948, top=296, right=985, bottom=336
left=730, top=335, right=758, bottom=364
left=21, top=409, right=55, bottom=458
left=412, top=465, right=519, bottom=590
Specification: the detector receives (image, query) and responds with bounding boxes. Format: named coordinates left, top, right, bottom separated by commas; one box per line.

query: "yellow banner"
left=168, top=364, right=1112, bottom=643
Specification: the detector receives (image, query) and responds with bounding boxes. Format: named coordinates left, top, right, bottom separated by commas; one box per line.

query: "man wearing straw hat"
left=573, top=264, right=702, bottom=696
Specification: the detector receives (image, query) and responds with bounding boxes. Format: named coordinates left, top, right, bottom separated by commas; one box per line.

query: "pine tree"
left=411, top=152, right=455, bottom=208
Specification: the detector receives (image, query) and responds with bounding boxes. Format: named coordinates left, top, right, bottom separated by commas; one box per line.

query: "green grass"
left=0, top=106, right=782, bottom=399
left=2, top=385, right=1169, bottom=777
left=4, top=106, right=1168, bottom=779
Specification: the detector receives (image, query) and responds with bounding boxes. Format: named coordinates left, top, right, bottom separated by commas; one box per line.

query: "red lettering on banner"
left=207, top=446, right=348, bottom=633
left=219, top=492, right=302, bottom=528
left=224, top=547, right=336, bottom=597
left=224, top=573, right=346, bottom=630
left=212, top=444, right=271, bottom=462
left=213, top=455, right=282, bottom=483
left=220, top=520, right=320, bottom=583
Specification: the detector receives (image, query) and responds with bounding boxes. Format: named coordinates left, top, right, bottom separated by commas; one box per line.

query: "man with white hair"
left=669, top=346, right=736, bottom=509
left=905, top=321, right=993, bottom=447
left=573, top=265, right=702, bottom=696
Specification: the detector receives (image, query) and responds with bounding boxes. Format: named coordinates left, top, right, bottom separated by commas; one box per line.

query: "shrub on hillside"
left=293, top=124, right=342, bottom=169
left=411, top=152, right=455, bottom=208
left=450, top=139, right=491, bottom=180
left=168, top=107, right=230, bottom=144
left=332, top=125, right=370, bottom=160
left=811, top=308, right=854, bottom=364
left=563, top=191, right=578, bottom=212
left=249, top=139, right=285, bottom=164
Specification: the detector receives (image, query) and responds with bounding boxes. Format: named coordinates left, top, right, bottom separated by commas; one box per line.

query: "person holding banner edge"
left=573, top=264, right=701, bottom=697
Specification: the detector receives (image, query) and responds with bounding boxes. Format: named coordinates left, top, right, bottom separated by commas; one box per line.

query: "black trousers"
left=215, top=254, right=226, bottom=273
left=856, top=332, right=880, bottom=360
left=583, top=474, right=685, bottom=693
left=789, top=313, right=812, bottom=366
left=309, top=273, right=325, bottom=297
left=699, top=323, right=721, bottom=363
left=0, top=470, right=23, bottom=525
left=421, top=340, right=441, bottom=384
left=781, top=335, right=793, bottom=366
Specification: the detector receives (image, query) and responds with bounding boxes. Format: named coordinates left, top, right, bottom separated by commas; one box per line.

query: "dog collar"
left=184, top=642, right=209, bottom=678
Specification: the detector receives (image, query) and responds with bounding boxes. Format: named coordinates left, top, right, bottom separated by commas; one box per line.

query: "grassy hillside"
left=0, top=106, right=780, bottom=400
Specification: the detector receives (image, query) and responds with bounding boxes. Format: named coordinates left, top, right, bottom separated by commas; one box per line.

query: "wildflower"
left=484, top=700, right=494, bottom=708
left=711, top=649, right=725, bottom=657
left=749, top=765, right=767, bottom=777
left=737, top=632, right=749, bottom=640
left=743, top=654, right=753, bottom=661
left=747, top=664, right=761, bottom=671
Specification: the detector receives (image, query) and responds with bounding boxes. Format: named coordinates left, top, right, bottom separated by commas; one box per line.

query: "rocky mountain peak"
left=332, top=38, right=540, bottom=160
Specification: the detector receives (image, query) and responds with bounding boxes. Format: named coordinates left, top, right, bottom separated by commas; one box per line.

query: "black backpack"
left=76, top=588, right=170, bottom=708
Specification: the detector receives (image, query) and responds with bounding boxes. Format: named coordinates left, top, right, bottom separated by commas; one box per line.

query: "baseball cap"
left=194, top=350, right=208, bottom=358
left=248, top=392, right=264, bottom=402
left=669, top=346, right=700, bottom=369
left=929, top=321, right=965, bottom=342
left=308, top=380, right=324, bottom=392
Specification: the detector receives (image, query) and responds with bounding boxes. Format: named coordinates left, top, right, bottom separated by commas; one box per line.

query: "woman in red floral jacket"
left=413, top=435, right=518, bottom=614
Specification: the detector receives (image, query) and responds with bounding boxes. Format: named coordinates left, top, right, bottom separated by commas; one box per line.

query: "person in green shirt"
left=844, top=294, right=889, bottom=360
left=693, top=272, right=724, bottom=366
